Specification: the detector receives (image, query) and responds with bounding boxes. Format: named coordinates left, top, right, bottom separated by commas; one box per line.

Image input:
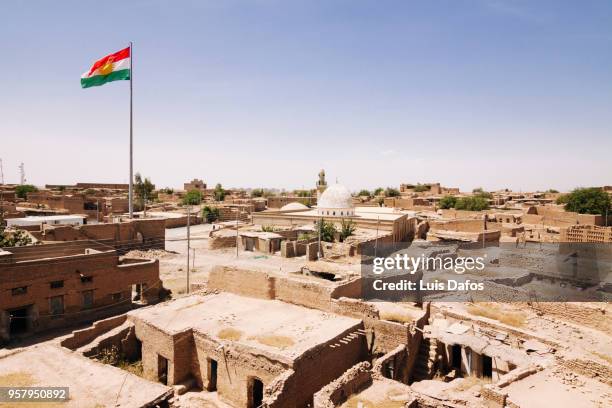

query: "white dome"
left=280, top=202, right=309, bottom=211
left=317, top=184, right=355, bottom=217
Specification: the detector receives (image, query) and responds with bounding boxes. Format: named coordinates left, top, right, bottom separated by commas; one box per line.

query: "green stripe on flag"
left=81, top=69, right=130, bottom=88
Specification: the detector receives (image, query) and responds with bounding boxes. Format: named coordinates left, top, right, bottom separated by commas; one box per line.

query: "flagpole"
left=128, top=41, right=134, bottom=218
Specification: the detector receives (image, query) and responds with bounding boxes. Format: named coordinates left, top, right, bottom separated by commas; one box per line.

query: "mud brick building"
left=128, top=293, right=368, bottom=408
left=0, top=240, right=163, bottom=344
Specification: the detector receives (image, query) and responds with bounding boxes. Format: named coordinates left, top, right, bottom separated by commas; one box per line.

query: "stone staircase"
left=411, top=336, right=437, bottom=381
left=327, top=328, right=366, bottom=349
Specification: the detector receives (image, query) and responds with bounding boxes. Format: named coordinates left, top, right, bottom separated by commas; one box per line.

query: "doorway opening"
left=207, top=358, right=218, bottom=391
left=451, top=344, right=462, bottom=371
left=158, top=354, right=168, bottom=385
left=482, top=355, right=493, bottom=379
left=9, top=307, right=29, bottom=336
left=248, top=377, right=264, bottom=408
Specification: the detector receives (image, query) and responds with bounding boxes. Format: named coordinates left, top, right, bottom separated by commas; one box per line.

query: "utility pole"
left=186, top=206, right=191, bottom=294
left=318, top=217, right=322, bottom=259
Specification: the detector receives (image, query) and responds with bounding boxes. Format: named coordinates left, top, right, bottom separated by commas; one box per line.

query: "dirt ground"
left=133, top=224, right=357, bottom=296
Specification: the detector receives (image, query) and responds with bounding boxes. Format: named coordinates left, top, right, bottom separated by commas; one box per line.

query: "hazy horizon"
left=2, top=0, right=611, bottom=192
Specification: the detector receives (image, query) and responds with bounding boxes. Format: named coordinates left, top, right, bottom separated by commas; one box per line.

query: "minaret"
left=316, top=169, right=327, bottom=198
left=19, top=162, right=26, bottom=185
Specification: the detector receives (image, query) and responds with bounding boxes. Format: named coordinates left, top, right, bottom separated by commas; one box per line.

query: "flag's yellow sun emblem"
left=100, top=58, right=114, bottom=76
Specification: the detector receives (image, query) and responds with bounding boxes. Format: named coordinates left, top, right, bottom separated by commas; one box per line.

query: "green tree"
left=201, top=205, right=219, bottom=223
left=160, top=187, right=174, bottom=195
left=560, top=187, right=611, bottom=215
left=384, top=187, right=400, bottom=197
left=455, top=196, right=489, bottom=211
left=214, top=183, right=226, bottom=202
left=547, top=189, right=559, bottom=194
left=438, top=195, right=457, bottom=209
left=357, top=189, right=371, bottom=198
left=373, top=187, right=384, bottom=196
left=15, top=184, right=38, bottom=199
left=134, top=173, right=156, bottom=207
left=472, top=187, right=493, bottom=199
left=251, top=188, right=264, bottom=198
left=339, top=219, right=356, bottom=242
left=183, top=189, right=203, bottom=205
left=294, top=189, right=311, bottom=197
left=316, top=219, right=337, bottom=242
left=0, top=227, right=32, bottom=247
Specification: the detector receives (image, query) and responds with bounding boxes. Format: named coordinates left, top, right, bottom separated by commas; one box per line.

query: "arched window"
left=333, top=211, right=336, bottom=216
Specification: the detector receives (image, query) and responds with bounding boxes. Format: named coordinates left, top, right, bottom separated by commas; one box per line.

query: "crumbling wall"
left=372, top=345, right=409, bottom=382
left=483, top=365, right=541, bottom=408
left=291, top=323, right=368, bottom=407
left=192, top=332, right=289, bottom=407
left=208, top=229, right=237, bottom=249
left=559, top=357, right=612, bottom=386
left=208, top=266, right=275, bottom=299
left=529, top=302, right=610, bottom=333
left=61, top=314, right=127, bottom=350
left=275, top=278, right=334, bottom=311
left=133, top=318, right=193, bottom=386
left=312, top=361, right=372, bottom=408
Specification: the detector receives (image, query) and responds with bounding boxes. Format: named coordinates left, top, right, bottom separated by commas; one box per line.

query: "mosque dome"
left=317, top=184, right=355, bottom=217
left=280, top=202, right=309, bottom=211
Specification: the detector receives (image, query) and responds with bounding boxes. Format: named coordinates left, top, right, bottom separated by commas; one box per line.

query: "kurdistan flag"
left=81, top=47, right=130, bottom=88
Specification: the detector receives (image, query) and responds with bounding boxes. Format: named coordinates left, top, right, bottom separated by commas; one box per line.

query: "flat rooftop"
left=129, top=293, right=362, bottom=359
left=0, top=344, right=171, bottom=407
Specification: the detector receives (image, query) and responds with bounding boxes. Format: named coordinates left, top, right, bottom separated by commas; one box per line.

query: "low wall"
left=60, top=314, right=127, bottom=350
left=312, top=361, right=372, bottom=408
left=207, top=266, right=274, bottom=299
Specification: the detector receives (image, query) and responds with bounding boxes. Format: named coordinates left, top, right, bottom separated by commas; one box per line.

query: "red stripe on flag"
left=87, top=47, right=130, bottom=77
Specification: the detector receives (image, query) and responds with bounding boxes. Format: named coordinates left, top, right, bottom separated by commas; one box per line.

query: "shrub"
left=438, top=195, right=457, bottom=209
left=251, top=188, right=264, bottom=198
left=413, top=183, right=429, bottom=192
left=201, top=206, right=219, bottom=223
left=373, top=187, right=384, bottom=196
left=384, top=187, right=400, bottom=197
left=357, top=189, right=371, bottom=198
left=261, top=225, right=277, bottom=232
left=339, top=219, right=356, bottom=241
left=316, top=219, right=336, bottom=242
left=14, top=184, right=38, bottom=199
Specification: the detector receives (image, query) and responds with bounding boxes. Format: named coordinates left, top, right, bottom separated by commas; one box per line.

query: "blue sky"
left=1, top=0, right=611, bottom=192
